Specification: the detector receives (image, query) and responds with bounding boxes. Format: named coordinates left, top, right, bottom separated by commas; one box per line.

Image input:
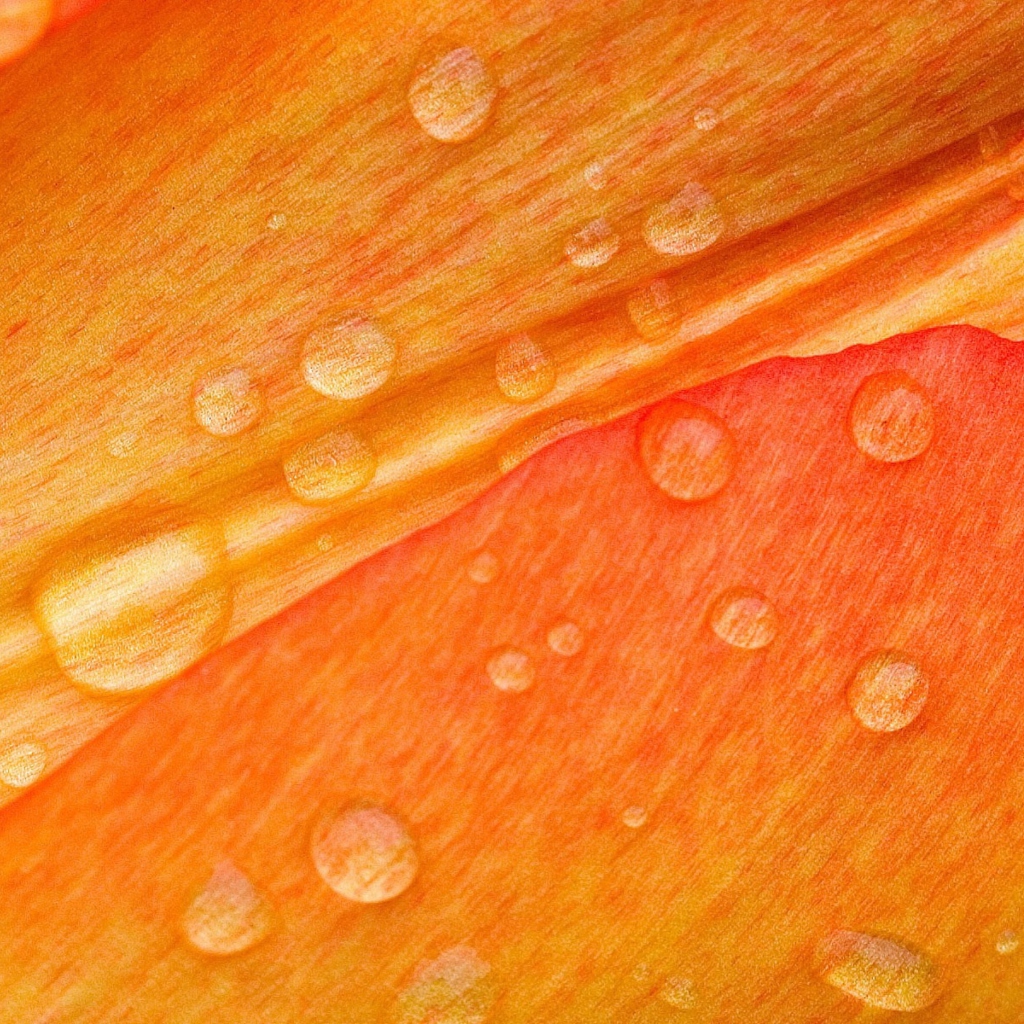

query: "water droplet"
left=182, top=860, right=273, bottom=956
left=978, top=124, right=1004, bottom=161
left=997, top=929, right=1019, bottom=955
left=316, top=533, right=335, bottom=552
left=622, top=805, right=648, bottom=829
left=32, top=512, right=231, bottom=694
left=486, top=646, right=535, bottom=692
left=628, top=278, right=680, bottom=338
left=658, top=976, right=696, bottom=1010
left=408, top=46, right=497, bottom=143
left=849, top=370, right=934, bottom=463
left=495, top=334, right=556, bottom=403
left=693, top=108, right=720, bottom=131
left=398, top=947, right=494, bottom=1024
left=643, top=183, right=724, bottom=256
left=311, top=805, right=419, bottom=903
left=847, top=650, right=928, bottom=732
left=583, top=160, right=608, bottom=190
left=708, top=587, right=778, bottom=650
left=192, top=367, right=264, bottom=437
left=547, top=621, right=583, bottom=656
left=639, top=400, right=736, bottom=501
left=284, top=428, right=377, bottom=503
left=0, top=740, right=46, bottom=788
left=816, top=930, right=941, bottom=1011
left=301, top=314, right=397, bottom=401
left=106, top=431, right=138, bottom=460
left=468, top=550, right=499, bottom=584
left=266, top=212, right=287, bottom=231
left=565, top=217, right=620, bottom=268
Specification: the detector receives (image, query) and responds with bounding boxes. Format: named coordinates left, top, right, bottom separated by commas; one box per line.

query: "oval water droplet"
left=468, top=550, right=499, bottom=584
left=182, top=860, right=273, bottom=956
left=284, top=428, right=376, bottom=503
left=658, top=976, right=696, bottom=1010
left=301, top=315, right=397, bottom=401
left=693, top=107, right=720, bottom=131
left=408, top=46, right=497, bottom=143
left=495, top=334, right=556, bottom=403
left=192, top=367, right=264, bottom=437
left=311, top=805, right=419, bottom=903
left=847, top=650, right=928, bottom=732
left=565, top=217, right=620, bottom=268
left=398, top=947, right=494, bottom=1024
left=628, top=278, right=680, bottom=338
left=622, top=805, right=648, bottom=829
left=643, top=183, right=724, bottom=256
left=708, top=587, right=778, bottom=650
left=639, top=400, right=736, bottom=501
left=547, top=621, right=583, bottom=656
left=997, top=929, right=1019, bottom=955
left=816, top=930, right=941, bottom=1011
left=849, top=370, right=934, bottom=463
left=0, top=740, right=46, bottom=789
left=486, top=646, right=535, bottom=692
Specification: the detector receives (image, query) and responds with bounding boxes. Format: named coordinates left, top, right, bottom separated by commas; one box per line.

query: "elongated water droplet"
left=565, top=217, right=620, bottom=268
left=192, top=367, right=264, bottom=437
left=693, top=108, right=719, bottom=131
left=708, top=587, right=778, bottom=650
left=658, top=976, right=696, bottom=1010
left=486, top=646, right=535, bottom=692
left=547, top=621, right=583, bottom=656
left=183, top=860, right=273, bottom=956
left=847, top=650, right=928, bottom=732
left=468, top=550, right=499, bottom=584
left=398, top=947, right=494, bottom=1024
left=0, top=740, right=46, bottom=788
left=622, top=805, right=648, bottom=829
left=628, top=278, right=680, bottom=338
left=311, top=805, right=419, bottom=903
left=495, top=334, right=556, bottom=403
left=284, top=428, right=376, bottom=503
left=643, top=183, right=724, bottom=256
left=301, top=315, right=396, bottom=401
left=997, top=929, right=1019, bottom=955
left=408, top=46, right=497, bottom=143
left=849, top=371, right=934, bottom=462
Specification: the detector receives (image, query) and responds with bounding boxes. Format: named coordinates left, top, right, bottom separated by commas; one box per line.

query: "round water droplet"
left=583, top=160, right=608, bottom=190
left=693, top=107, right=720, bottom=131
left=284, top=428, right=377, bottom=503
left=997, top=929, right=1019, bottom=955
left=816, top=930, right=941, bottom=1011
left=301, top=315, right=397, bottom=401
left=408, top=46, right=497, bottom=143
left=311, top=805, right=419, bottom=903
left=708, top=587, right=778, bottom=650
left=182, top=860, right=273, bottom=956
left=316, top=533, right=335, bottom=552
left=0, top=740, right=46, bottom=788
left=639, top=400, right=736, bottom=501
left=192, top=367, right=264, bottom=437
left=643, top=183, right=724, bottom=256
left=658, top=976, right=696, bottom=1010
left=468, top=550, right=499, bottom=584
left=486, top=646, right=535, bottom=692
left=622, top=805, right=648, bottom=829
left=398, top=947, right=494, bottom=1024
left=628, top=278, right=680, bottom=338
left=849, top=370, right=934, bottom=463
left=565, top=217, right=620, bottom=268
left=495, top=334, right=556, bottom=404
left=847, top=650, right=928, bottom=732
left=547, top=621, right=584, bottom=656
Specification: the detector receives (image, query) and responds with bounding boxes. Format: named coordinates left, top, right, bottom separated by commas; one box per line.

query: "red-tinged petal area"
left=3, top=325, right=1024, bottom=1021
left=52, top=0, right=101, bottom=25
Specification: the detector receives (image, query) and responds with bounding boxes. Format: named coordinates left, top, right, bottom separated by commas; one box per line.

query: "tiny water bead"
left=467, top=550, right=499, bottom=584
left=192, top=367, right=264, bottom=437
left=816, top=930, right=941, bottom=1011
left=106, top=431, right=139, bottom=460
left=486, top=646, right=536, bottom=692
left=639, top=400, right=737, bottom=501
left=266, top=212, right=287, bottom=230
left=708, top=587, right=778, bottom=650
left=565, top=217, right=620, bottom=268
left=658, top=976, right=696, bottom=1010
left=997, top=929, right=1019, bottom=955
left=408, top=46, right=497, bottom=143
left=583, top=160, right=608, bottom=190
left=0, top=740, right=46, bottom=788
left=301, top=315, right=397, bottom=401
left=847, top=650, right=928, bottom=732
left=547, top=621, right=583, bottom=656
left=693, top=107, right=720, bottom=131
left=398, top=947, right=494, bottom=1024
left=182, top=860, right=273, bottom=956
left=643, top=182, right=724, bottom=257
left=628, top=278, right=680, bottom=338
left=848, top=370, right=934, bottom=462
left=311, top=805, right=419, bottom=903
left=284, top=428, right=377, bottom=503
left=622, top=805, right=648, bottom=829
left=495, top=334, right=556, bottom=403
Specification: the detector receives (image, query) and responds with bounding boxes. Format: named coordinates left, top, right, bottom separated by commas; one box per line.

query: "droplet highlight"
left=182, top=860, right=273, bottom=956
left=192, top=367, right=264, bottom=437
left=0, top=740, right=46, bottom=788
left=408, top=46, right=497, bottom=143
left=847, top=650, right=928, bottom=732
left=547, top=621, right=583, bottom=656
left=849, top=370, right=934, bottom=463
left=301, top=314, right=397, bottom=401
left=708, top=587, right=778, bottom=650
left=565, top=217, right=620, bottom=268
left=997, top=929, right=1019, bottom=955
left=398, top=947, right=494, bottom=1024
left=622, top=805, right=648, bottom=829
left=284, top=428, right=376, bottom=503
left=468, top=550, right=499, bottom=584
left=495, top=334, right=556, bottom=403
left=628, top=278, right=680, bottom=338
left=486, top=646, right=535, bottom=692
left=643, top=183, right=724, bottom=256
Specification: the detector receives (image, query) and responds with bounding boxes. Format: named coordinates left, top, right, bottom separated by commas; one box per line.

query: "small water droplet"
left=192, top=367, right=264, bottom=437
left=997, top=929, right=1019, bottom=955
left=547, top=621, right=583, bottom=656
left=583, top=160, right=608, bottom=190
left=658, top=976, right=696, bottom=1010
left=622, top=805, right=648, bottom=829
left=486, top=646, right=535, bottom=692
left=693, top=108, right=720, bottom=131
left=284, top=428, right=377, bottom=503
left=301, top=314, right=397, bottom=401
left=628, top=278, right=680, bottom=338
left=816, top=930, right=941, bottom=1011
left=495, top=334, right=556, bottom=403
left=316, top=533, right=335, bottom=552
left=849, top=370, right=934, bottom=462
left=267, top=212, right=287, bottom=231
left=106, top=431, right=139, bottom=460
left=0, top=740, right=46, bottom=788
left=978, top=124, right=1004, bottom=162
left=565, top=217, right=620, bottom=268
left=639, top=400, right=736, bottom=501
left=847, top=650, right=928, bottom=732
left=708, top=587, right=778, bottom=650
left=182, top=860, right=273, bottom=956
left=398, top=947, right=494, bottom=1024
left=643, top=183, right=724, bottom=256
left=408, top=46, right=497, bottom=143
left=311, top=805, right=419, bottom=903
left=468, top=550, right=499, bottom=584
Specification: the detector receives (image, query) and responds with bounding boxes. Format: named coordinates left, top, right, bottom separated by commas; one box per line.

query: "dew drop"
left=565, top=217, right=620, bottom=268
left=622, top=805, right=648, bottom=829
left=583, top=160, right=608, bottom=190
left=408, top=46, right=497, bottom=143
left=639, top=400, right=736, bottom=501
left=398, top=946, right=494, bottom=1024
left=301, top=314, right=397, bottom=401
left=311, top=805, right=419, bottom=903
left=997, top=929, right=1019, bottom=955
left=658, top=976, right=696, bottom=1010
left=266, top=212, right=287, bottom=231
left=192, top=367, right=264, bottom=437
left=643, top=183, right=724, bottom=256
left=849, top=370, right=934, bottom=462
left=182, top=860, right=273, bottom=956
left=693, top=107, right=720, bottom=131
left=847, top=650, right=928, bottom=732
left=468, top=550, right=499, bottom=584
left=708, top=587, right=778, bottom=650
left=284, top=428, right=377, bottom=503
left=816, top=930, right=941, bottom=1011
left=495, top=334, right=556, bottom=403
left=486, top=646, right=535, bottom=692
left=0, top=740, right=46, bottom=789
left=547, top=621, right=583, bottom=656
left=628, top=278, right=680, bottom=338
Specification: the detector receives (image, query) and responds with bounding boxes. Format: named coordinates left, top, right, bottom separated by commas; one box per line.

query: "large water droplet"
left=398, top=947, right=494, bottom=1024
left=622, top=805, right=648, bottom=829
left=284, top=428, right=377, bottom=503
left=468, top=550, right=499, bottom=584
left=408, top=46, right=497, bottom=143
left=495, top=334, right=556, bottom=403
left=708, top=587, right=778, bottom=650
left=547, top=621, right=584, bottom=656
left=847, top=650, right=928, bottom=732
left=0, top=740, right=46, bottom=788
left=628, top=278, right=680, bottom=338
left=849, top=370, right=934, bottom=463
left=997, top=929, right=1019, bottom=955
left=643, top=183, right=724, bottom=256
left=311, top=805, right=419, bottom=903
left=182, top=860, right=273, bottom=956
left=486, top=646, right=535, bottom=692
left=639, top=400, right=736, bottom=501
left=192, top=367, right=264, bottom=437
left=565, top=217, right=620, bottom=268
left=301, top=315, right=397, bottom=401
left=658, top=976, right=696, bottom=1010
left=816, top=930, right=941, bottom=1011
